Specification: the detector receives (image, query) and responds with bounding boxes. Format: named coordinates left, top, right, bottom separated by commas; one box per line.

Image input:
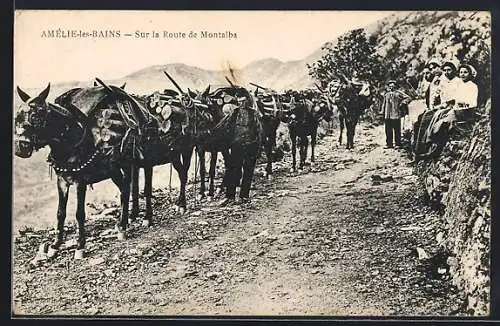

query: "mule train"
left=14, top=71, right=372, bottom=259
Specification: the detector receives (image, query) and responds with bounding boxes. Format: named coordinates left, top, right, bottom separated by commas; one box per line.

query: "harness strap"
left=48, top=148, right=100, bottom=173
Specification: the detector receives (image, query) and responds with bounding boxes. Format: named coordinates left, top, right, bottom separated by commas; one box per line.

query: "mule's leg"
left=181, top=148, right=193, bottom=209
left=208, top=150, right=218, bottom=198
left=74, top=182, right=87, bottom=259
left=338, top=115, right=344, bottom=145
left=47, top=176, right=70, bottom=257
left=269, top=131, right=279, bottom=177
left=264, top=136, right=273, bottom=179
left=311, top=126, right=318, bottom=163
left=239, top=143, right=259, bottom=203
left=130, top=166, right=140, bottom=222
left=171, top=155, right=183, bottom=210
left=299, top=136, right=309, bottom=169
left=143, top=164, right=153, bottom=227
left=120, top=165, right=132, bottom=239
left=172, top=148, right=192, bottom=214
left=197, top=148, right=207, bottom=199
left=111, top=167, right=131, bottom=240
left=345, top=120, right=353, bottom=149
left=351, top=119, right=359, bottom=149
left=290, top=131, right=297, bottom=172
left=345, top=122, right=351, bottom=149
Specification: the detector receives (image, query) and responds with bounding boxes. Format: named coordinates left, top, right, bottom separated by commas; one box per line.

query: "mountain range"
left=15, top=13, right=388, bottom=101
left=16, top=10, right=490, bottom=102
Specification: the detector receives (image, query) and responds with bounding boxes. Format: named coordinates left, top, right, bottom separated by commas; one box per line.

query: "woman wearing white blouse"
left=455, top=64, right=479, bottom=109
left=436, top=60, right=461, bottom=109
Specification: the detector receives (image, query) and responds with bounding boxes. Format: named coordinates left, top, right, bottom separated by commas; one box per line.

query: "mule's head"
left=311, top=95, right=334, bottom=122
left=187, top=88, right=199, bottom=100
left=280, top=91, right=311, bottom=123
left=14, top=84, right=51, bottom=158
left=349, top=80, right=374, bottom=114
left=327, top=80, right=342, bottom=98
left=358, top=82, right=371, bottom=97
left=191, top=85, right=211, bottom=103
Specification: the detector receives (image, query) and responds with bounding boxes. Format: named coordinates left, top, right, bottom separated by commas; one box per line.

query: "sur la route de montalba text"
left=41, top=29, right=238, bottom=40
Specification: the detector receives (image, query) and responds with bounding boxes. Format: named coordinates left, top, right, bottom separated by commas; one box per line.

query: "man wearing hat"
left=380, top=79, right=412, bottom=149
left=423, top=58, right=443, bottom=109
left=416, top=67, right=435, bottom=108
left=426, top=58, right=441, bottom=72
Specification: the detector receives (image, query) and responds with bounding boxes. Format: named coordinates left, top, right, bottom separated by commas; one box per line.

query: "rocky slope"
left=370, top=11, right=491, bottom=102
left=413, top=101, right=491, bottom=316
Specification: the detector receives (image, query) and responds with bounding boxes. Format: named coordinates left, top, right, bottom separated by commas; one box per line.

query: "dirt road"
left=12, top=120, right=465, bottom=317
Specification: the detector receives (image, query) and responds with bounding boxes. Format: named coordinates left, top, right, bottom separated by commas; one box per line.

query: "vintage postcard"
left=12, top=10, right=492, bottom=318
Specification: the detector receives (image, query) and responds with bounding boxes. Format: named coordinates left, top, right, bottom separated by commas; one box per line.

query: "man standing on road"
left=380, top=80, right=412, bottom=149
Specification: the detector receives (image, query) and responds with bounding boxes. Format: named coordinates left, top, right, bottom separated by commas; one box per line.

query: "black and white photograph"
left=12, top=10, right=492, bottom=317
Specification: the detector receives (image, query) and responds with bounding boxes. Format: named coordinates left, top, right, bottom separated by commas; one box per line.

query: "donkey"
left=89, top=81, right=172, bottom=222
left=285, top=90, right=333, bottom=171
left=253, top=88, right=290, bottom=180
left=187, top=86, right=231, bottom=200
left=202, top=86, right=263, bottom=205
left=129, top=84, right=219, bottom=218
left=328, top=78, right=372, bottom=149
left=14, top=83, right=145, bottom=259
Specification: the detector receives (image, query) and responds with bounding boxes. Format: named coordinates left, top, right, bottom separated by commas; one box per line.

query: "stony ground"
left=12, top=120, right=467, bottom=317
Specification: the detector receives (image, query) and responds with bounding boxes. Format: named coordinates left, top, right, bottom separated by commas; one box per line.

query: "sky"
left=14, top=10, right=394, bottom=88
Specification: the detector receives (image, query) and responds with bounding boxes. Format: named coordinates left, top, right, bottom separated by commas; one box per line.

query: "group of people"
left=416, top=58, right=479, bottom=112
left=378, top=57, right=480, bottom=154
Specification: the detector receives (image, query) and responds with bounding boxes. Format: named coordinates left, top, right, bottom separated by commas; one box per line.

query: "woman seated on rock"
left=411, top=59, right=469, bottom=161
left=453, top=64, right=479, bottom=120
left=434, top=60, right=462, bottom=110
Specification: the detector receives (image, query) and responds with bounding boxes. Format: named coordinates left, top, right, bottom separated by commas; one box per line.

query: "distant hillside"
left=15, top=11, right=490, bottom=101
left=109, top=58, right=317, bottom=94
left=9, top=12, right=398, bottom=99
left=14, top=60, right=315, bottom=104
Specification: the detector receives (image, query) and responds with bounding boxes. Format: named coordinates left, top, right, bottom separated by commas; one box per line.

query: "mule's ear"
left=188, top=88, right=197, bottom=98
left=120, top=82, right=126, bottom=90
left=37, top=83, right=51, bottom=102
left=16, top=86, right=31, bottom=103
left=202, top=85, right=210, bottom=98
